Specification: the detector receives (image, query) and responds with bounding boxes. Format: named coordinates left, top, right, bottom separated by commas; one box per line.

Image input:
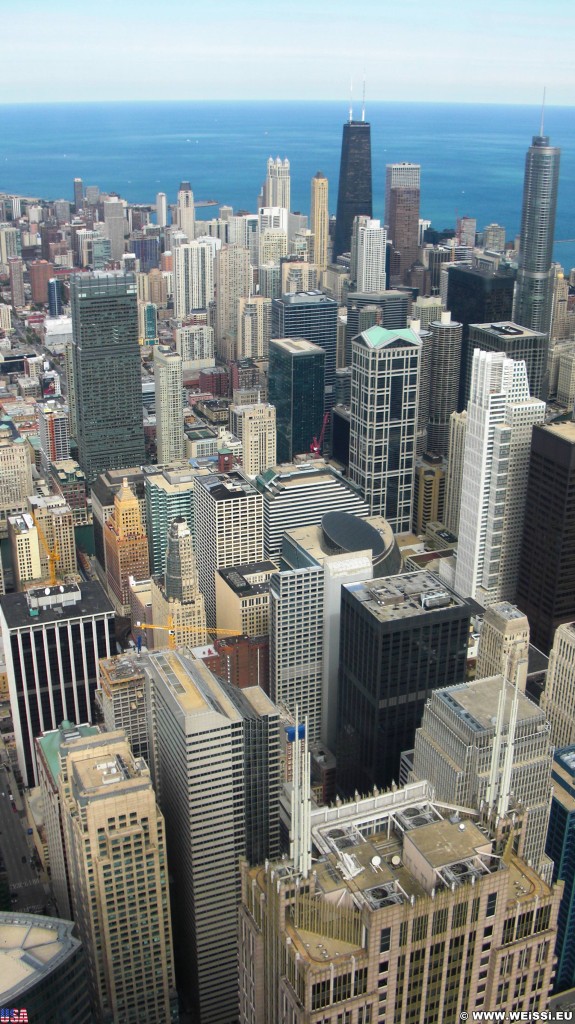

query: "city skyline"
left=2, top=0, right=574, bottom=105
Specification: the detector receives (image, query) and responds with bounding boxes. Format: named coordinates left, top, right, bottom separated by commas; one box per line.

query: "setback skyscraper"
left=513, top=133, right=560, bottom=336
left=333, top=117, right=372, bottom=260
left=385, top=161, right=421, bottom=284
left=70, top=272, right=145, bottom=483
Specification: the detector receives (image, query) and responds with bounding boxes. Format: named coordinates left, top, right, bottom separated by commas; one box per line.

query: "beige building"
left=444, top=409, right=467, bottom=536
left=259, top=229, right=287, bottom=266
left=237, top=295, right=271, bottom=360
left=412, top=454, right=446, bottom=535
left=150, top=516, right=208, bottom=647
left=281, top=260, right=318, bottom=294
left=97, top=654, right=150, bottom=763
left=215, top=244, right=250, bottom=360
left=476, top=602, right=530, bottom=692
left=154, top=347, right=185, bottom=464
left=29, top=494, right=76, bottom=579
left=8, top=513, right=42, bottom=590
left=239, top=781, right=560, bottom=1024
left=215, top=559, right=276, bottom=636
left=230, top=402, right=277, bottom=477
left=310, top=171, right=329, bottom=271
left=60, top=730, right=177, bottom=1024
left=0, top=421, right=33, bottom=536
left=541, top=621, right=575, bottom=749
left=104, top=479, right=150, bottom=615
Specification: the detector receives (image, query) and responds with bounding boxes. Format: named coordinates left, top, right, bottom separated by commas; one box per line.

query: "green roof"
left=360, top=326, right=422, bottom=349
left=37, top=721, right=100, bottom=783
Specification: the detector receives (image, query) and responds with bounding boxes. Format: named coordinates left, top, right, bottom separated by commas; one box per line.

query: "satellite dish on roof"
left=391, top=854, right=401, bottom=867
left=371, top=855, right=381, bottom=868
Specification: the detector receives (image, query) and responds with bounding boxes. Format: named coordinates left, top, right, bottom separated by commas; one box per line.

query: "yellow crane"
left=134, top=618, right=242, bottom=651
left=31, top=511, right=60, bottom=586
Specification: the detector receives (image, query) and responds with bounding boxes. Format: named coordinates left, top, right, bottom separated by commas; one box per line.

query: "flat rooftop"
left=271, top=337, right=325, bottom=355
left=344, top=571, right=466, bottom=623
left=0, top=914, right=82, bottom=1003
left=147, top=649, right=244, bottom=725
left=437, top=675, right=543, bottom=733
left=0, top=580, right=114, bottom=631
left=36, top=721, right=100, bottom=785
left=470, top=320, right=545, bottom=339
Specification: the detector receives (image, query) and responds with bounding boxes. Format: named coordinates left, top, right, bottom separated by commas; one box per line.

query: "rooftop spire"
left=349, top=77, right=353, bottom=123
left=540, top=86, right=546, bottom=136
left=362, top=74, right=366, bottom=122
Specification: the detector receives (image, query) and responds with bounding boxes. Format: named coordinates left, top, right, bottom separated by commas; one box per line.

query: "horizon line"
left=0, top=97, right=574, bottom=110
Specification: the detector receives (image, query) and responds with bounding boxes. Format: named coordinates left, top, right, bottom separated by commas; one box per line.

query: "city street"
left=0, top=757, right=47, bottom=914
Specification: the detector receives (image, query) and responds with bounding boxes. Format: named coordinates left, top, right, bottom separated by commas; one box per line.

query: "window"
left=380, top=927, right=391, bottom=953
left=486, top=892, right=497, bottom=917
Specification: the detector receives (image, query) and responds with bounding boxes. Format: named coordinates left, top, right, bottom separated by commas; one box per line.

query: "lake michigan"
left=0, top=100, right=574, bottom=270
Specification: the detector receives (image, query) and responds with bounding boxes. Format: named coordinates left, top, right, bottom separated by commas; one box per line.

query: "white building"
left=230, top=403, right=276, bottom=477
left=237, top=295, right=271, bottom=359
left=173, top=238, right=219, bottom=318
left=262, top=157, right=290, bottom=211
left=154, top=348, right=184, bottom=464
left=175, top=181, right=195, bottom=240
left=356, top=218, right=387, bottom=292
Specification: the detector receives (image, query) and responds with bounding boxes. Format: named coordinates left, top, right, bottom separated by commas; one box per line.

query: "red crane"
left=310, top=411, right=330, bottom=456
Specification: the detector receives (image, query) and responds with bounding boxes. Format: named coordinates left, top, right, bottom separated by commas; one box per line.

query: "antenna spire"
left=361, top=74, right=366, bottom=122
left=540, top=87, right=546, bottom=136
left=349, top=78, right=353, bottom=123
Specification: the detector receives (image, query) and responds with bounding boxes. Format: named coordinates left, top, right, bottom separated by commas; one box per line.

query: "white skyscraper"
left=237, top=295, right=271, bottom=359
left=215, top=245, right=250, bottom=360
left=454, top=349, right=545, bottom=603
left=155, top=348, right=184, bottom=464
left=103, top=198, right=126, bottom=261
left=176, top=180, right=195, bottom=240
left=356, top=218, right=387, bottom=292
left=173, top=239, right=219, bottom=318
left=155, top=191, right=167, bottom=228
left=263, top=157, right=290, bottom=211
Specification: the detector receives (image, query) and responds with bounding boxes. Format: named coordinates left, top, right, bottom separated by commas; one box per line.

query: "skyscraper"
left=513, top=134, right=560, bottom=337
left=156, top=190, right=167, bottom=227
left=237, top=295, right=271, bottom=359
left=540, top=622, right=575, bottom=749
left=333, top=117, right=372, bottom=260
left=546, top=745, right=575, bottom=992
left=70, top=272, right=145, bottom=483
left=426, top=314, right=462, bottom=457
left=349, top=325, right=421, bottom=532
left=215, top=244, right=250, bottom=360
left=155, top=348, right=184, bottom=464
left=262, top=156, right=290, bottom=210
left=272, top=290, right=338, bottom=412
left=8, top=255, right=24, bottom=308
left=385, top=162, right=421, bottom=284
left=454, top=350, right=545, bottom=603
left=516, top=423, right=575, bottom=653
left=73, top=176, right=83, bottom=212
left=176, top=180, right=195, bottom=240
left=230, top=403, right=276, bottom=477
left=103, top=197, right=126, bottom=261
left=173, top=239, right=217, bottom=317
left=355, top=218, right=387, bottom=291
left=151, top=515, right=208, bottom=647
left=310, top=171, right=329, bottom=271
left=104, top=479, right=150, bottom=615
left=268, top=338, right=325, bottom=463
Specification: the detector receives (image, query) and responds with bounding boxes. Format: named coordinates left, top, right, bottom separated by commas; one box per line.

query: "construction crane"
left=134, top=618, right=241, bottom=652
left=31, top=511, right=60, bottom=586
left=310, top=411, right=330, bottom=456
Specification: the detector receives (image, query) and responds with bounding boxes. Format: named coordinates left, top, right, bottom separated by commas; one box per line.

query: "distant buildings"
left=310, top=171, right=329, bottom=271
left=333, top=118, right=372, bottom=260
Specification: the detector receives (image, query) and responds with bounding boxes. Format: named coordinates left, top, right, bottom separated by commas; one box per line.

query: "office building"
left=454, top=350, right=545, bottom=604
left=0, top=912, right=92, bottom=1023
left=215, top=244, right=250, bottom=359
left=59, top=730, right=177, bottom=1024
left=410, top=294, right=444, bottom=327
left=104, top=478, right=149, bottom=615
left=355, top=218, right=387, bottom=291
left=385, top=162, right=421, bottom=284
left=173, top=239, right=217, bottom=317
left=254, top=461, right=369, bottom=560
left=262, top=156, right=290, bottom=210
left=413, top=453, right=446, bottom=534
left=103, top=197, right=126, bottom=260
left=237, top=294, right=271, bottom=359
left=426, top=314, right=462, bottom=457
left=48, top=277, right=63, bottom=317
left=175, top=180, right=195, bottom=240
left=194, top=471, right=264, bottom=625
left=8, top=512, right=42, bottom=589
left=73, top=176, right=83, bottom=210
left=70, top=272, right=145, bottom=483
left=310, top=171, right=329, bottom=270
left=155, top=190, right=167, bottom=227
left=466, top=320, right=548, bottom=404
left=516, top=422, right=575, bottom=653
left=230, top=402, right=276, bottom=476
left=155, top=348, right=184, bottom=464
left=144, top=462, right=210, bottom=575
left=412, top=675, right=553, bottom=875
left=0, top=581, right=114, bottom=786
left=9, top=255, right=25, bottom=308
left=144, top=650, right=281, bottom=1023
left=29, top=259, right=54, bottom=304
left=28, top=492, right=76, bottom=579
left=476, top=602, right=530, bottom=692
left=50, top=458, right=89, bottom=525
left=546, top=746, right=575, bottom=992
left=268, top=339, right=325, bottom=463
left=513, top=134, right=560, bottom=336
left=151, top=515, right=208, bottom=647
left=175, top=322, right=215, bottom=375
left=345, top=289, right=410, bottom=364
left=272, top=291, right=338, bottom=412
left=349, top=325, right=421, bottom=532
left=37, top=398, right=70, bottom=475
left=239, top=781, right=561, bottom=1024
left=97, top=655, right=150, bottom=761
left=483, top=222, right=506, bottom=250
left=541, top=622, right=575, bottom=749
left=91, top=467, right=145, bottom=582
left=444, top=409, right=467, bottom=535
left=215, top=559, right=276, bottom=637
left=333, top=118, right=372, bottom=260
left=338, top=571, right=476, bottom=793
left=446, top=266, right=515, bottom=405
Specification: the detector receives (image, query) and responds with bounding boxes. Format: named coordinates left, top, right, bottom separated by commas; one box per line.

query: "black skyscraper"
left=333, top=119, right=372, bottom=261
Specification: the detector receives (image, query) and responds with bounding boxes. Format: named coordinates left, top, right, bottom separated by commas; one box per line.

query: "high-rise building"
left=345, top=289, right=410, bottom=364
left=73, top=176, right=84, bottom=211
left=541, top=622, right=575, bottom=749
left=8, top=512, right=42, bottom=589
left=37, top=398, right=70, bottom=475
left=215, top=244, right=250, bottom=360
left=70, top=272, right=145, bottom=482
left=349, top=325, right=421, bottom=532
left=175, top=180, right=195, bottom=240
left=447, top=267, right=515, bottom=404
left=104, top=478, right=150, bottom=616
left=29, top=259, right=54, bottom=304
left=239, top=781, right=561, bottom=1024
left=385, top=162, right=421, bottom=284
left=426, top=314, right=462, bottom=457
left=272, top=290, right=338, bottom=413
left=0, top=581, right=114, bottom=786
left=355, top=218, right=387, bottom=291
left=454, top=350, right=545, bottom=603
left=156, top=190, right=167, bottom=227
left=143, top=462, right=210, bottom=575
left=173, top=239, right=217, bottom=317
left=144, top=650, right=281, bottom=1023
left=476, top=602, right=530, bottom=691
left=513, top=134, right=560, bottom=337
left=154, top=348, right=184, bottom=464
left=48, top=277, right=63, bottom=317
left=230, top=403, right=276, bottom=477
left=8, top=255, right=25, bottom=308
left=444, top=409, right=467, bottom=534
left=150, top=516, right=208, bottom=647
left=546, top=745, right=575, bottom=992
left=333, top=118, right=372, bottom=260
left=412, top=453, right=446, bottom=534
left=338, top=571, right=475, bottom=793
left=262, top=156, right=290, bottom=210
left=0, top=418, right=34, bottom=535
left=59, top=730, right=177, bottom=1024
left=465, top=320, right=548, bottom=404
left=412, top=675, right=553, bottom=875
left=237, top=294, right=271, bottom=359
left=483, top=222, right=506, bottom=250
left=28, top=493, right=76, bottom=579
left=194, top=471, right=264, bottom=626
left=103, top=197, right=126, bottom=261
left=215, top=559, right=276, bottom=638
left=517, top=423, right=575, bottom=653
left=268, top=338, right=325, bottom=463
left=310, top=171, right=329, bottom=271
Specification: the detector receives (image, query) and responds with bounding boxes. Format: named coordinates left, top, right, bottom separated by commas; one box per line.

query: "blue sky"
left=3, top=0, right=574, bottom=105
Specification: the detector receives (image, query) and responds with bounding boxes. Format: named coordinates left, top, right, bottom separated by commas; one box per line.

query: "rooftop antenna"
left=361, top=74, right=366, bottom=123
left=540, top=87, right=546, bottom=136
left=349, top=78, right=353, bottom=123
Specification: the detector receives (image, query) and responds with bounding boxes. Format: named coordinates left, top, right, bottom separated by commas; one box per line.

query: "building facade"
left=333, top=119, right=372, bottom=260
left=513, top=134, right=560, bottom=337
